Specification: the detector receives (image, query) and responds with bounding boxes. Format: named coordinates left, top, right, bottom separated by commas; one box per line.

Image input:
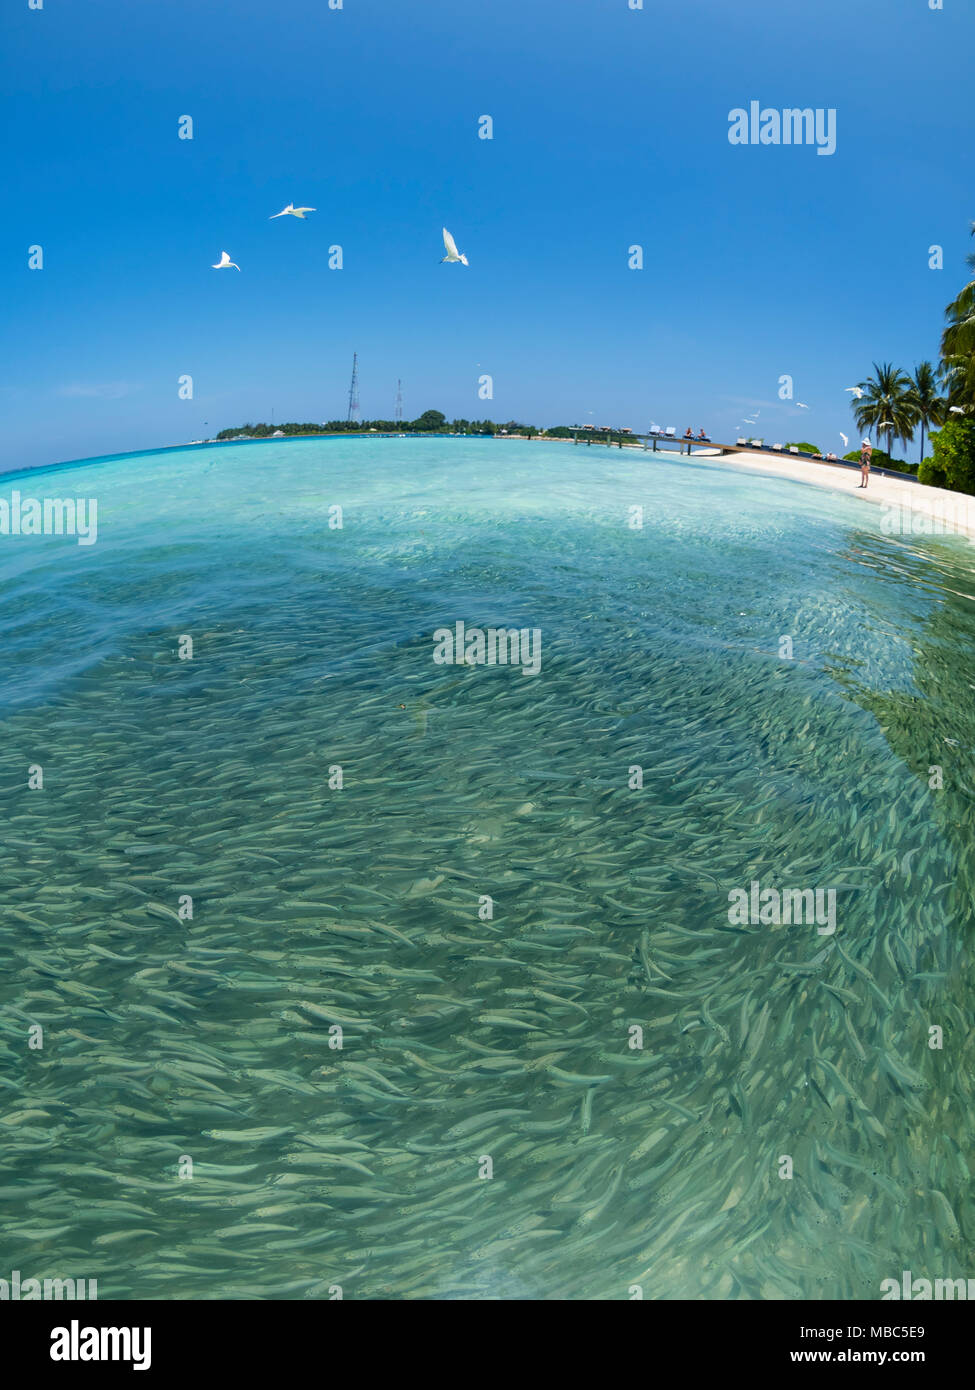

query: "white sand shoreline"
left=691, top=447, right=975, bottom=546
left=557, top=435, right=975, bottom=544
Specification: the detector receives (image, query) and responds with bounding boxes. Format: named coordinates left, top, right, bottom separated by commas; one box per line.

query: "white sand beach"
left=716, top=449, right=975, bottom=546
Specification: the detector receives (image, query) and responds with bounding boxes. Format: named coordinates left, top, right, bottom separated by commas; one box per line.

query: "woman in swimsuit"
left=859, top=439, right=872, bottom=488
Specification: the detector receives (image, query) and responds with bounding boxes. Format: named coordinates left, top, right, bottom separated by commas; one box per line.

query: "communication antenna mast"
left=347, top=352, right=360, bottom=423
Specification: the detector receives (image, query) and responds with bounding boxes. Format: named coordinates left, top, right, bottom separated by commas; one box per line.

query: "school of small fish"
left=0, top=439, right=972, bottom=1299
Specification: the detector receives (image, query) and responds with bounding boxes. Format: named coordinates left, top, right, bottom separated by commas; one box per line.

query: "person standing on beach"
left=859, top=438, right=872, bottom=488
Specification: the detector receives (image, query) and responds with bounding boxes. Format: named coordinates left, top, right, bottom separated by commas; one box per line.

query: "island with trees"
left=211, top=217, right=975, bottom=496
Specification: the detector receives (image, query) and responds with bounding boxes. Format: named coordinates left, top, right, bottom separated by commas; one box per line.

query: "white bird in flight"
left=441, top=227, right=468, bottom=265
left=212, top=252, right=240, bottom=271
left=846, top=386, right=864, bottom=399
left=949, top=405, right=966, bottom=414
left=796, top=402, right=810, bottom=409
left=270, top=203, right=316, bottom=219
left=839, top=432, right=849, bottom=448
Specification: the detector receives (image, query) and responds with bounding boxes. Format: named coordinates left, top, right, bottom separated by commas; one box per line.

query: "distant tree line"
left=214, top=412, right=635, bottom=442
left=215, top=409, right=450, bottom=439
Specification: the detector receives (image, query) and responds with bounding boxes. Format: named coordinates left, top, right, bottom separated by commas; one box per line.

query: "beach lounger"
left=736, top=437, right=747, bottom=446
left=665, top=427, right=676, bottom=439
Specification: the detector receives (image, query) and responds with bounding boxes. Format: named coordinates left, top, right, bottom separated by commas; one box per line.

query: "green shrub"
left=927, top=420, right=975, bottom=495
left=917, top=457, right=946, bottom=488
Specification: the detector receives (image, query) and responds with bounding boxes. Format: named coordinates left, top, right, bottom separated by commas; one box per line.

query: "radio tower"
left=347, top=352, right=360, bottom=423
left=395, top=379, right=403, bottom=424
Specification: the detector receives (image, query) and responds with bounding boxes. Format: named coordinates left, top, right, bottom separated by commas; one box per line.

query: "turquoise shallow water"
left=1, top=437, right=973, bottom=1299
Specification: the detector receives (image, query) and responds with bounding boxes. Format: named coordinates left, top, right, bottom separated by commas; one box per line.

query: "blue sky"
left=2, top=0, right=972, bottom=470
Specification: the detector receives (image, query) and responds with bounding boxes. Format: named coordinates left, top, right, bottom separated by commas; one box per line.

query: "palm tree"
left=909, top=361, right=945, bottom=463
left=853, top=362, right=916, bottom=459
left=940, top=221, right=975, bottom=411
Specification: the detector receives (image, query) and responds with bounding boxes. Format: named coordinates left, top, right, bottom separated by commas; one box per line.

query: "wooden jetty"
left=569, top=429, right=919, bottom=481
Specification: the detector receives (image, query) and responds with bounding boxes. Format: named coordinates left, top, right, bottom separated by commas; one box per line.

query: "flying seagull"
left=270, top=203, right=316, bottom=219
left=949, top=406, right=967, bottom=414
left=839, top=432, right=849, bottom=448
left=212, top=252, right=240, bottom=270
left=796, top=402, right=810, bottom=409
left=846, top=387, right=864, bottom=399
left=441, top=227, right=468, bottom=265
